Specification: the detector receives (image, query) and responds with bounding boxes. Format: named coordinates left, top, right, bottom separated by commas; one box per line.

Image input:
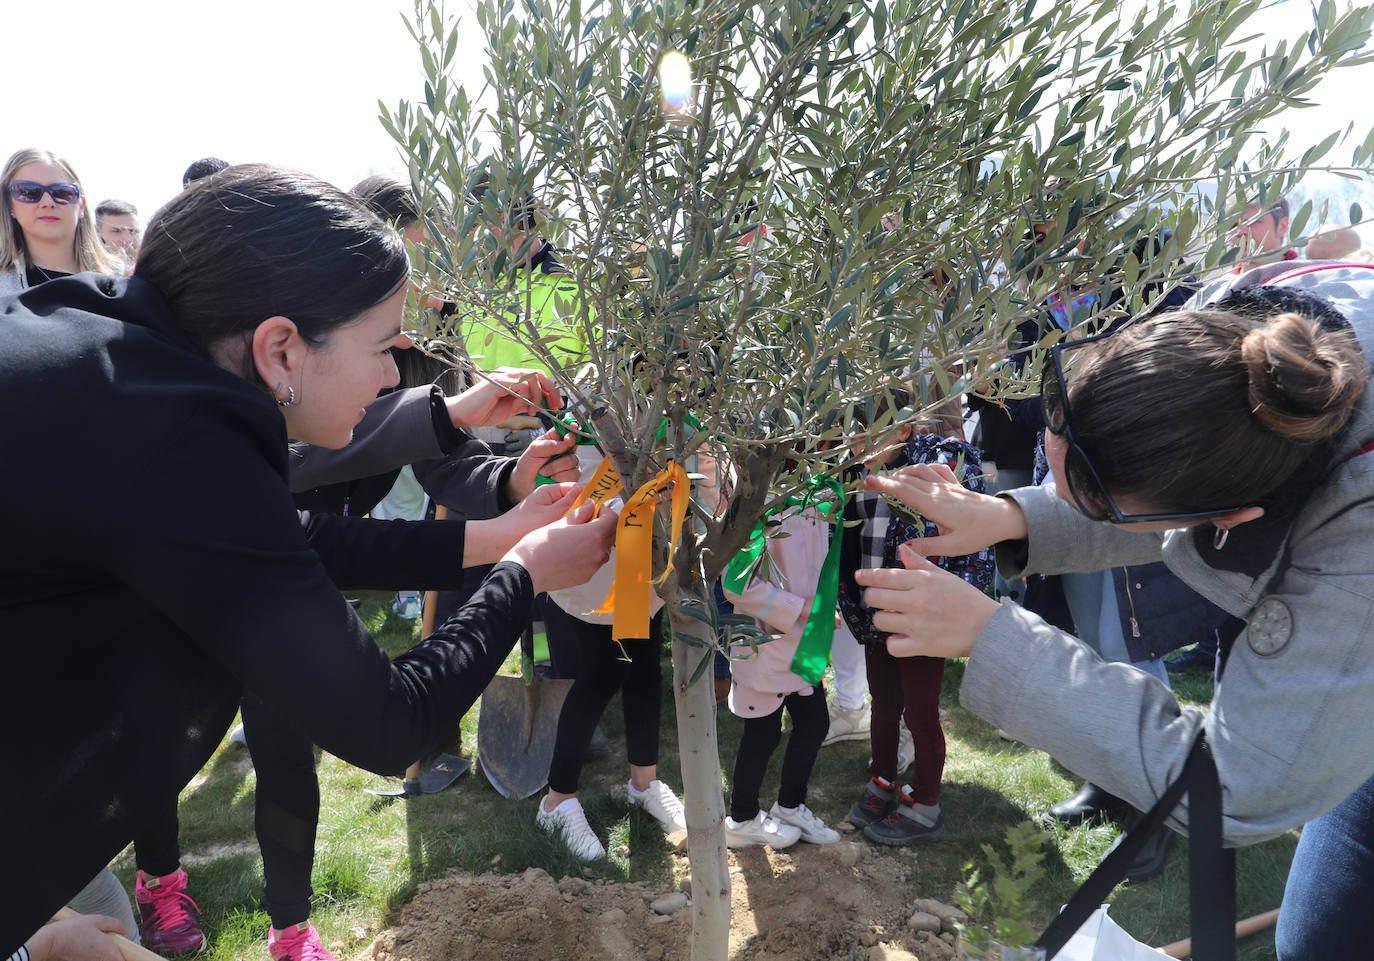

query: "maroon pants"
left=865, top=643, right=946, bottom=805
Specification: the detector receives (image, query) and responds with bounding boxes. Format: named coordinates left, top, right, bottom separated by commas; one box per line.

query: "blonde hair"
left=1, top=148, right=116, bottom=276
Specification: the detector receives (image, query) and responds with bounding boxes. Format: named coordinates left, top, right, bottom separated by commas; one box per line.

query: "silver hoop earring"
left=275, top=385, right=297, bottom=408
left=1213, top=527, right=1229, bottom=550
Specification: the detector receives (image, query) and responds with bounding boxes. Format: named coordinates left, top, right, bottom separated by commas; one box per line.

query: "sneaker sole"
left=822, top=729, right=872, bottom=746
left=862, top=823, right=945, bottom=846
left=848, top=805, right=890, bottom=829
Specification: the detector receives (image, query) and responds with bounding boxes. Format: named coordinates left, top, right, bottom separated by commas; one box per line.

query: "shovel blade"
left=477, top=673, right=573, bottom=799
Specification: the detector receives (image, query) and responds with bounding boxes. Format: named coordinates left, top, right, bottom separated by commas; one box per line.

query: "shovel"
left=365, top=512, right=472, bottom=797
left=478, top=623, right=572, bottom=798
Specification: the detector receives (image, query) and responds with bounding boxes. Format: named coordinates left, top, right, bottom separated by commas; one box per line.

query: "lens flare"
left=658, top=51, right=695, bottom=117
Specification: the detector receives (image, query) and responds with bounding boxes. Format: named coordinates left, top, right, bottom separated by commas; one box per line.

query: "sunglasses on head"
left=8, top=180, right=81, bottom=205
left=1040, top=329, right=1246, bottom=525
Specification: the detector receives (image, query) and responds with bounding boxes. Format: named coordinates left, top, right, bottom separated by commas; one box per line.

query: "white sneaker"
left=823, top=700, right=871, bottom=745
left=769, top=802, right=840, bottom=844
left=228, top=724, right=248, bottom=749
left=392, top=592, right=422, bottom=620
left=536, top=795, right=606, bottom=861
left=867, top=724, right=915, bottom=776
left=724, top=810, right=802, bottom=849
left=629, top=779, right=687, bottom=833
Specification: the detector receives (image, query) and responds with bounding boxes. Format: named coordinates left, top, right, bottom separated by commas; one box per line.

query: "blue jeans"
left=1276, top=770, right=1374, bottom=959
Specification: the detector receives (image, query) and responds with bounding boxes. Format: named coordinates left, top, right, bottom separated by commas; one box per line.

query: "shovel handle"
left=419, top=506, right=448, bottom=639
left=51, top=907, right=165, bottom=961
left=1158, top=908, right=1280, bottom=958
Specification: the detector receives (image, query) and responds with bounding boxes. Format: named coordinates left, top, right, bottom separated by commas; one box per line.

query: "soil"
left=361, top=840, right=963, bottom=961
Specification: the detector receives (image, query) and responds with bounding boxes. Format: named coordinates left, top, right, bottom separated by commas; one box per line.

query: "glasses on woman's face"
left=8, top=180, right=82, bottom=205
left=1040, top=332, right=1246, bottom=525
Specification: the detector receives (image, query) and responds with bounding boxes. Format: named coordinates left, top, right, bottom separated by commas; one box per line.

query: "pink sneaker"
left=268, top=923, right=338, bottom=961
left=135, top=869, right=205, bottom=955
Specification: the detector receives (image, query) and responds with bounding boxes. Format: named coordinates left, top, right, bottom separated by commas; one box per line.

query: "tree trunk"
left=669, top=593, right=731, bottom=961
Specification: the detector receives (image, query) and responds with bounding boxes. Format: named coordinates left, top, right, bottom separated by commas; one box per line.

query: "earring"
left=1213, top=527, right=1229, bottom=550
left=275, top=385, right=297, bottom=407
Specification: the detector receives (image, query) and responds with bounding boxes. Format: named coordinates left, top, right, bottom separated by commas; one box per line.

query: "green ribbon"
left=723, top=476, right=845, bottom=686
left=536, top=409, right=701, bottom=485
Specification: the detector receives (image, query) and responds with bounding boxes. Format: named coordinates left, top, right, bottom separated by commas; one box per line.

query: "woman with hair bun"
left=1, top=148, right=116, bottom=292
left=854, top=262, right=1374, bottom=958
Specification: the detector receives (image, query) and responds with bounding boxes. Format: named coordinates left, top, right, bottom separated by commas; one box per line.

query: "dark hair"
left=95, top=198, right=137, bottom=221
left=351, top=175, right=421, bottom=230
left=1069, top=292, right=1365, bottom=512
left=465, top=168, right=538, bottom=232
left=182, top=157, right=230, bottom=189
left=136, top=164, right=409, bottom=370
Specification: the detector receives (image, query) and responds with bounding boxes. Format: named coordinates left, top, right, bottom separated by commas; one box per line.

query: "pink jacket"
left=721, top=507, right=828, bottom=717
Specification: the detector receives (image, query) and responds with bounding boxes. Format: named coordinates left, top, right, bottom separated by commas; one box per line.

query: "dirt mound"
left=362, top=841, right=958, bottom=961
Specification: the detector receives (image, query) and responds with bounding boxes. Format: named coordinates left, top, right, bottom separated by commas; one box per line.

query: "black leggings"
left=545, top=606, right=664, bottom=794
left=728, top=685, right=828, bottom=823
left=130, top=695, right=318, bottom=929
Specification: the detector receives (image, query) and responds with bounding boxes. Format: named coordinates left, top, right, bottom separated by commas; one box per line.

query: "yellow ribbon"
left=571, top=457, right=688, bottom=640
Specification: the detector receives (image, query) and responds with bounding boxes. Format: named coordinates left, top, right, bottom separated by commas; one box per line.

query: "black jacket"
left=0, top=274, right=532, bottom=949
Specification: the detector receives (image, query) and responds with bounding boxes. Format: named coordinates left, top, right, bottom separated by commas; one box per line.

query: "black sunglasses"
left=9, top=180, right=81, bottom=205
left=1040, top=330, right=1246, bottom=525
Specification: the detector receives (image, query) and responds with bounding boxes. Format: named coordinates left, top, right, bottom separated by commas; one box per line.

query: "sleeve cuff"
left=427, top=386, right=470, bottom=455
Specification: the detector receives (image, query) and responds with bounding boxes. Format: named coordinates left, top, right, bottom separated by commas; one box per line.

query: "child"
left=721, top=496, right=842, bottom=849
left=838, top=392, right=994, bottom=845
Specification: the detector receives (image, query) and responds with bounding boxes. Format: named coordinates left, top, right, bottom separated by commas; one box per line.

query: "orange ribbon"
left=573, top=458, right=689, bottom=640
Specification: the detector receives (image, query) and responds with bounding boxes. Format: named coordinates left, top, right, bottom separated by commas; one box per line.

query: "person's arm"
left=10, top=916, right=125, bottom=961
left=289, top=387, right=451, bottom=490
left=960, top=494, right=1374, bottom=845
left=861, top=464, right=1163, bottom=578
left=97, top=414, right=612, bottom=778
left=299, top=483, right=585, bottom=589
left=996, top=484, right=1165, bottom=576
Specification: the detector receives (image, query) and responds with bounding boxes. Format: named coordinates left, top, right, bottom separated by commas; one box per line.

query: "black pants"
left=130, top=695, right=318, bottom=929
left=239, top=693, right=319, bottom=928
left=728, top=685, right=828, bottom=822
left=545, top=606, right=664, bottom=794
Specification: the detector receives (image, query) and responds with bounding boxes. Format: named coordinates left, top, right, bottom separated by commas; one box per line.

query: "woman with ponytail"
left=854, top=262, right=1374, bottom=958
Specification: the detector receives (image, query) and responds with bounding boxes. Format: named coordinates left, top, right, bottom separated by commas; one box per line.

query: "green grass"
left=110, top=600, right=1291, bottom=959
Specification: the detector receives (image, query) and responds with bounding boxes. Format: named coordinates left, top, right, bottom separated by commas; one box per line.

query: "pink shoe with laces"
left=268, top=923, right=338, bottom=961
left=135, top=869, right=205, bottom=955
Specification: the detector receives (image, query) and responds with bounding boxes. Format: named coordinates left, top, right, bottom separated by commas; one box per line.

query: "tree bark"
left=669, top=594, right=731, bottom=961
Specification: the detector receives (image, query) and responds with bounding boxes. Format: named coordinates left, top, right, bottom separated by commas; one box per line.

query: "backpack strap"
left=1035, top=731, right=1235, bottom=960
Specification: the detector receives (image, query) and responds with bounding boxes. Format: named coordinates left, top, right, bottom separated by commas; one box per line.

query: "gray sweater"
left=961, top=261, right=1374, bottom=845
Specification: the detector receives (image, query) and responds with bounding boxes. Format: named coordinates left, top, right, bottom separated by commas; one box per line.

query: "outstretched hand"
left=503, top=501, right=619, bottom=594
left=444, top=367, right=562, bottom=429
left=863, top=462, right=1027, bottom=558
left=854, top=543, right=1000, bottom=659
left=507, top=430, right=581, bottom=502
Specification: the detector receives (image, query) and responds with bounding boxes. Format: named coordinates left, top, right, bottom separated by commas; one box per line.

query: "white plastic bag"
left=1054, top=905, right=1173, bottom=961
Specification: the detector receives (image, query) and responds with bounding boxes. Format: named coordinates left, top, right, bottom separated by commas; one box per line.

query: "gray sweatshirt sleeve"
left=288, top=387, right=446, bottom=491
left=962, top=488, right=1374, bottom=845
left=995, top=484, right=1166, bottom=578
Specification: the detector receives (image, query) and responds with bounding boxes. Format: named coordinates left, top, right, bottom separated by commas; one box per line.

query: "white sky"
left=7, top=0, right=1372, bottom=239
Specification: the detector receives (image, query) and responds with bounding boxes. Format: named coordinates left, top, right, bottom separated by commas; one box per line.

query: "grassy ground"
left=111, top=593, right=1293, bottom=959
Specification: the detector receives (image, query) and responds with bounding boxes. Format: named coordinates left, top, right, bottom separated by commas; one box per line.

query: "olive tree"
left=383, top=0, right=1374, bottom=955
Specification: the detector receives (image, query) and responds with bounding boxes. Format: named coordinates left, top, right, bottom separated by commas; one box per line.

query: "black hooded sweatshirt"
left=0, top=274, right=531, bottom=949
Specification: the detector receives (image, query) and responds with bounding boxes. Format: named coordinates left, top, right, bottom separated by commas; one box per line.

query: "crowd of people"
left=4, top=142, right=1374, bottom=961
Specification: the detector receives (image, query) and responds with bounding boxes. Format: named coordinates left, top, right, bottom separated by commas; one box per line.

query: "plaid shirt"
left=838, top=434, right=996, bottom=646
